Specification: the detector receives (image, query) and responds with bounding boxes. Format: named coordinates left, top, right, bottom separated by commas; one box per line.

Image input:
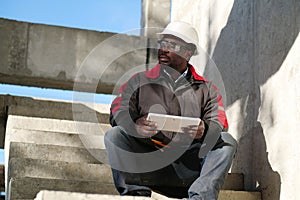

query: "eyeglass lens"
left=157, top=40, right=181, bottom=52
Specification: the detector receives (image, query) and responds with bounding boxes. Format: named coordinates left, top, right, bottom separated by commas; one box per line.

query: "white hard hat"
left=157, top=21, right=199, bottom=55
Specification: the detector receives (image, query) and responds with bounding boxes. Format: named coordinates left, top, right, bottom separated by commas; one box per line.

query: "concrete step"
left=4, top=130, right=107, bottom=190
left=7, top=157, right=244, bottom=190
left=218, top=190, right=261, bottom=200
left=8, top=104, right=110, bottom=124
left=7, top=177, right=118, bottom=200
left=6, top=115, right=111, bottom=134
left=34, top=190, right=262, bottom=200
left=9, top=142, right=106, bottom=164
left=8, top=158, right=113, bottom=183
left=6, top=129, right=105, bottom=149
left=150, top=190, right=261, bottom=200
left=1, top=95, right=110, bottom=147
left=5, top=115, right=110, bottom=167
left=222, top=173, right=244, bottom=190
left=2, top=95, right=110, bottom=122
left=8, top=177, right=260, bottom=200
left=35, top=191, right=151, bottom=200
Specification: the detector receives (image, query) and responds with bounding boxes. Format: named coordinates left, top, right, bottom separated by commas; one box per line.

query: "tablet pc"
left=146, top=113, right=201, bottom=132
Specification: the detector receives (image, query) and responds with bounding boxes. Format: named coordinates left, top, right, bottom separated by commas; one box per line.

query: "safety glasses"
left=157, top=40, right=187, bottom=52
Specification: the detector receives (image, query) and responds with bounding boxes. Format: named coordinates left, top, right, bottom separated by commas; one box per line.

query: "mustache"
left=158, top=53, right=170, bottom=59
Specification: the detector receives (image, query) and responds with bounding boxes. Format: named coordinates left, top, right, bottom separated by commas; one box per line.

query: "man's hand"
left=181, top=120, right=205, bottom=139
left=135, top=115, right=158, bottom=137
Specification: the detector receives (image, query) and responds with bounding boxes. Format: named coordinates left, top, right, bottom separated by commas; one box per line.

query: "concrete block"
left=8, top=104, right=110, bottom=124
left=0, top=18, right=148, bottom=94
left=141, top=0, right=170, bottom=37
left=0, top=18, right=28, bottom=77
left=7, top=156, right=243, bottom=191
left=218, top=190, right=261, bottom=200
left=0, top=164, right=4, bottom=192
left=6, top=115, right=111, bottom=134
left=0, top=96, right=6, bottom=117
left=4, top=115, right=109, bottom=172
left=8, top=158, right=113, bottom=183
left=33, top=190, right=261, bottom=200
left=222, top=173, right=244, bottom=190
left=5, top=129, right=107, bottom=190
left=7, top=158, right=243, bottom=190
left=6, top=129, right=105, bottom=149
left=7, top=177, right=118, bottom=200
left=7, top=132, right=244, bottom=190
left=35, top=190, right=151, bottom=200
left=0, top=117, right=5, bottom=148
left=0, top=94, right=110, bottom=121
left=0, top=95, right=8, bottom=148
left=9, top=142, right=106, bottom=164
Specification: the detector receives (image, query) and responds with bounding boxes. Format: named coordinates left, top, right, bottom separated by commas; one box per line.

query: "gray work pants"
left=104, top=126, right=237, bottom=200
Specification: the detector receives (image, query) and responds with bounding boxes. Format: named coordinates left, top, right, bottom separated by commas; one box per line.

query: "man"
left=104, top=21, right=237, bottom=200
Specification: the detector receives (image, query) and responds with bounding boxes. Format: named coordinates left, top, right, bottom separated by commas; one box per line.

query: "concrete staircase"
left=3, top=96, right=262, bottom=200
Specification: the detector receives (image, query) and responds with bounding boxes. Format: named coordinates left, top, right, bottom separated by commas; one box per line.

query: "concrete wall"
left=171, top=0, right=300, bottom=200
left=141, top=0, right=170, bottom=37
left=140, top=0, right=170, bottom=71
left=0, top=18, right=148, bottom=94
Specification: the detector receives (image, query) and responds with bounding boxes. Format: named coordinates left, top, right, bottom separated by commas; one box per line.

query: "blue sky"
left=0, top=0, right=142, bottom=163
left=0, top=0, right=141, bottom=33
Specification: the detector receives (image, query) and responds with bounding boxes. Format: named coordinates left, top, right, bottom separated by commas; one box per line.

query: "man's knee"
left=219, top=132, right=238, bottom=158
left=104, top=126, right=125, bottom=147
left=221, top=132, right=237, bottom=149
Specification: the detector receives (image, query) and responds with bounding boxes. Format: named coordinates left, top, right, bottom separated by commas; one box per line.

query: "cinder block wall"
left=171, top=0, right=300, bottom=200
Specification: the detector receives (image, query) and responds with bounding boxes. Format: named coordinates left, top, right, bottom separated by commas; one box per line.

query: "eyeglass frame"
left=157, top=39, right=190, bottom=52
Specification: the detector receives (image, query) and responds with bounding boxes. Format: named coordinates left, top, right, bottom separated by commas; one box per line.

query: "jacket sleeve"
left=109, top=75, right=140, bottom=133
left=198, top=82, right=228, bottom=156
left=201, top=81, right=228, bottom=131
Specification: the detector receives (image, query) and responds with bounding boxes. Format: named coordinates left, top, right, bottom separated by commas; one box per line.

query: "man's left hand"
left=181, top=120, right=205, bottom=139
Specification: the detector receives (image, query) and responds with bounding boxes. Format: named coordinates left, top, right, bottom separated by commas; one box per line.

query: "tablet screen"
left=146, top=113, right=201, bottom=133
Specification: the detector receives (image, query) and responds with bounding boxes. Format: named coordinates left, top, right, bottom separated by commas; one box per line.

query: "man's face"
left=157, top=36, right=192, bottom=71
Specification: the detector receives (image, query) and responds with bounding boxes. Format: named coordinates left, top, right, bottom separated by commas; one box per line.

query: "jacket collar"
left=145, top=63, right=208, bottom=82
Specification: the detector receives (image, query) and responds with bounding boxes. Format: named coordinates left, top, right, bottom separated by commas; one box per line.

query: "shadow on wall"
left=209, top=0, right=299, bottom=199
left=252, top=120, right=281, bottom=200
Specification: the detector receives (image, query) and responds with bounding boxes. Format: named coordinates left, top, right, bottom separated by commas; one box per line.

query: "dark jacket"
left=110, top=63, right=228, bottom=147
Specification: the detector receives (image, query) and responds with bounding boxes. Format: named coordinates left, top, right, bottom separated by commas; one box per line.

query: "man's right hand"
left=135, top=115, right=158, bottom=137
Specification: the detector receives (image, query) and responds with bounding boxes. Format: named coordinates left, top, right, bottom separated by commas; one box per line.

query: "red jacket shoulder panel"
left=145, top=63, right=161, bottom=79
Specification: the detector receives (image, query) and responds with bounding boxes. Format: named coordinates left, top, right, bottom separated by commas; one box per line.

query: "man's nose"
left=159, top=47, right=169, bottom=53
